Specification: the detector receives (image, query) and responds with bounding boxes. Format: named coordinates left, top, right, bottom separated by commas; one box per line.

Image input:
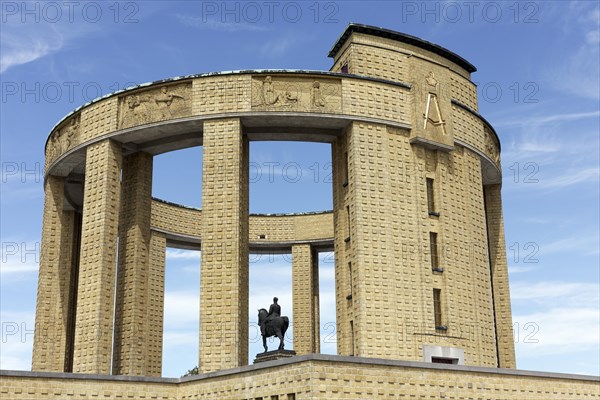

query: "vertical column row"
left=32, top=176, right=77, bottom=372
left=484, top=184, right=517, bottom=368
left=36, top=141, right=168, bottom=376
left=200, top=118, right=249, bottom=373
left=73, top=139, right=122, bottom=374
left=292, top=244, right=320, bottom=355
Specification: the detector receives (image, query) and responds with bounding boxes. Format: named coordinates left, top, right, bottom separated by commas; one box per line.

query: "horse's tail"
left=282, top=316, right=289, bottom=335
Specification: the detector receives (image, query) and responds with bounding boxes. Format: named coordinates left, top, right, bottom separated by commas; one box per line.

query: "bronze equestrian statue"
left=257, top=297, right=289, bottom=352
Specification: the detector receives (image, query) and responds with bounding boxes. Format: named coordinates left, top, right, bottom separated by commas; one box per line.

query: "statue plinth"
left=253, top=349, right=297, bottom=364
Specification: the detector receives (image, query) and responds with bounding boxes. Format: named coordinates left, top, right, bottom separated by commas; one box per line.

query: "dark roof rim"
left=327, top=23, right=477, bottom=73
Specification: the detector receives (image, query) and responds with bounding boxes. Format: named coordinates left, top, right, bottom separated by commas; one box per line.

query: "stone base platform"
left=254, top=349, right=297, bottom=364
left=1, top=354, right=598, bottom=399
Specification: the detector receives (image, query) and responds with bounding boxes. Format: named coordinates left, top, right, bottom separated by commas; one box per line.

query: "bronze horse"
left=257, top=308, right=289, bottom=352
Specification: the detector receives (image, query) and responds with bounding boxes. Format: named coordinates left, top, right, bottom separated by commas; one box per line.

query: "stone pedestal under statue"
left=254, top=350, right=297, bottom=364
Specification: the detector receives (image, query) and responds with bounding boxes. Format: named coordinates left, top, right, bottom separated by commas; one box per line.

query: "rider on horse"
left=259, top=297, right=289, bottom=352
left=266, top=297, right=281, bottom=322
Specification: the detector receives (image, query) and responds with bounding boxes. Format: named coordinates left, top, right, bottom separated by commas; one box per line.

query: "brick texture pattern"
left=112, top=152, right=154, bottom=376
left=72, top=140, right=122, bottom=374
left=292, top=244, right=320, bottom=355
left=485, top=184, right=517, bottom=368
left=148, top=231, right=166, bottom=376
left=34, top=27, right=523, bottom=383
left=3, top=358, right=598, bottom=399
left=32, top=177, right=76, bottom=372
left=199, top=118, right=249, bottom=373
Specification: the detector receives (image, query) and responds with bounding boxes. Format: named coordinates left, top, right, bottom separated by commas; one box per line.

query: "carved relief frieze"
left=484, top=126, right=500, bottom=164
left=48, top=113, right=80, bottom=162
left=251, top=75, right=341, bottom=113
left=118, top=82, right=191, bottom=129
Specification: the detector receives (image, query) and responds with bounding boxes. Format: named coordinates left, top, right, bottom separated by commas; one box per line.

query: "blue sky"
left=1, top=1, right=598, bottom=377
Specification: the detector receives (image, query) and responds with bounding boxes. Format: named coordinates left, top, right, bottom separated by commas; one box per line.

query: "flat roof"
left=328, top=23, right=477, bottom=73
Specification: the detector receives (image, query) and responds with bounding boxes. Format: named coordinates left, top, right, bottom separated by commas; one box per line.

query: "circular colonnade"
left=32, top=24, right=514, bottom=378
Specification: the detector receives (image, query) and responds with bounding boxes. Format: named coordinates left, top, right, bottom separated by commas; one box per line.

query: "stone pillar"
left=292, top=244, right=320, bottom=355
left=147, top=231, right=166, bottom=376
left=331, top=132, right=353, bottom=356
left=32, top=176, right=77, bottom=372
left=112, top=152, right=154, bottom=376
left=199, top=118, right=249, bottom=373
left=484, top=184, right=517, bottom=368
left=333, top=121, right=396, bottom=359
left=73, top=139, right=122, bottom=374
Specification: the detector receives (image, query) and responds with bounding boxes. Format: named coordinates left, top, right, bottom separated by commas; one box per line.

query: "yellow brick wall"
left=332, top=120, right=500, bottom=366
left=38, top=27, right=512, bottom=378
left=352, top=42, right=410, bottom=82
left=331, top=128, right=353, bottom=356
left=148, top=232, right=167, bottom=376
left=113, top=152, right=154, bottom=376
left=343, top=33, right=473, bottom=79
left=250, top=213, right=333, bottom=243
left=44, top=72, right=498, bottom=179
left=73, top=139, right=122, bottom=374
left=0, top=374, right=176, bottom=399
left=434, top=147, right=497, bottom=366
left=3, top=357, right=598, bottom=399
left=32, top=176, right=76, bottom=372
left=151, top=200, right=333, bottom=244
left=450, top=74, right=479, bottom=111
left=342, top=78, right=411, bottom=125
left=152, top=200, right=202, bottom=238
left=485, top=184, right=517, bottom=368
left=79, top=97, right=118, bottom=143
left=193, top=75, right=252, bottom=115
left=199, top=118, right=249, bottom=373
left=292, top=244, right=319, bottom=355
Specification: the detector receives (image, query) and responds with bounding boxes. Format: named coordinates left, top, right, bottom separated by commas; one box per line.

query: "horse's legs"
left=262, top=335, right=268, bottom=352
left=277, top=329, right=285, bottom=350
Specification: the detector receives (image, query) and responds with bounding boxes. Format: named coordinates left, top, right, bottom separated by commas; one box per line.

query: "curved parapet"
left=45, top=70, right=500, bottom=184
left=150, top=198, right=333, bottom=251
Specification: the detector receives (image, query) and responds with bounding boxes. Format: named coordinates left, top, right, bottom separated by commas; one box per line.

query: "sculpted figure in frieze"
left=119, top=83, right=191, bottom=129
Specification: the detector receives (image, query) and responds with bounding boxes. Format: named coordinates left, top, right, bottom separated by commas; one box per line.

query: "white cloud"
left=0, top=239, right=41, bottom=277
left=166, top=249, right=201, bottom=261
left=543, top=3, right=600, bottom=100
left=163, top=331, right=197, bottom=347
left=511, top=281, right=599, bottom=306
left=0, top=311, right=35, bottom=371
left=496, top=111, right=600, bottom=129
left=535, top=167, right=600, bottom=190
left=0, top=26, right=64, bottom=73
left=539, top=234, right=600, bottom=257
left=511, top=281, right=599, bottom=372
left=514, top=308, right=599, bottom=358
left=163, top=290, right=199, bottom=329
left=0, top=261, right=39, bottom=275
